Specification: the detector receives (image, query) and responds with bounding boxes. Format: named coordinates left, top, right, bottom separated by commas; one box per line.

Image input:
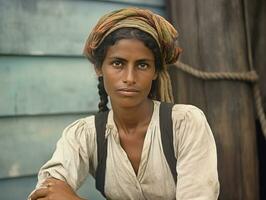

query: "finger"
left=43, top=177, right=59, bottom=185
left=42, top=179, right=56, bottom=188
left=32, top=198, right=46, bottom=200
left=41, top=182, right=54, bottom=188
left=29, top=187, right=49, bottom=200
left=29, top=198, right=46, bottom=200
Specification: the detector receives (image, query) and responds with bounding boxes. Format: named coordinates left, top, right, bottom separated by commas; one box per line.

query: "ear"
left=94, top=66, right=102, bottom=77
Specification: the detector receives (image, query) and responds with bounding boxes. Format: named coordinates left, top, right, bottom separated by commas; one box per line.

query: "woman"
left=29, top=7, right=219, bottom=200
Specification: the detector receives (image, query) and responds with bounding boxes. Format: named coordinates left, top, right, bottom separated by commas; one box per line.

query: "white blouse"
left=36, top=100, right=219, bottom=200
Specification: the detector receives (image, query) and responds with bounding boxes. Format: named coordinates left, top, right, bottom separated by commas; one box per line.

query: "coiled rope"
left=174, top=61, right=266, bottom=139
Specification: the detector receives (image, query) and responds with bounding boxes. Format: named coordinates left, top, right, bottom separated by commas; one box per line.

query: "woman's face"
left=96, top=38, right=157, bottom=108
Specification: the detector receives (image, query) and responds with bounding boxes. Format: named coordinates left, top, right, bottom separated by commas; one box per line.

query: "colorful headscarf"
left=84, top=7, right=182, bottom=102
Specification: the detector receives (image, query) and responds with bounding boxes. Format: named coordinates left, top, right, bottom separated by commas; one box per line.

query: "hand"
left=29, top=178, right=84, bottom=200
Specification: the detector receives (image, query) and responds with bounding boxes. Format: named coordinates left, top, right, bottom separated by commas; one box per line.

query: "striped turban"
left=83, top=7, right=182, bottom=103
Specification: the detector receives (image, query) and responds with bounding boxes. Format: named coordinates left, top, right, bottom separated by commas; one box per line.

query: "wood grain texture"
left=246, top=0, right=266, bottom=198
left=166, top=0, right=259, bottom=199
left=0, top=0, right=166, bottom=199
left=247, top=0, right=266, bottom=113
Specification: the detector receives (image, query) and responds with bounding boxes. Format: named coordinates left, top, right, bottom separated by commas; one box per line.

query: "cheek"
left=143, top=74, right=156, bottom=92
left=102, top=76, right=111, bottom=95
left=101, top=69, right=116, bottom=94
left=148, top=70, right=158, bottom=90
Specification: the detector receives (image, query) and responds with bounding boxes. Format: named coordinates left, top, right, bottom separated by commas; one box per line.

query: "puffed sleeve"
left=173, top=105, right=220, bottom=200
left=36, top=116, right=96, bottom=191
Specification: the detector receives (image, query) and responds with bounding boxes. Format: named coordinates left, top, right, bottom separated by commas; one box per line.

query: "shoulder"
left=156, top=101, right=206, bottom=125
left=171, top=104, right=205, bottom=122
left=61, top=115, right=96, bottom=142
left=170, top=104, right=211, bottom=139
left=171, top=104, right=215, bottom=149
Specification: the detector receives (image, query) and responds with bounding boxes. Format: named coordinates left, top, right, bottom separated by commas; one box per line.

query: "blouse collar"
left=105, top=100, right=160, bottom=143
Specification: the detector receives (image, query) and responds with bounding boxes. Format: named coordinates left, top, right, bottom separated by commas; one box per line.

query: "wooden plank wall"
left=0, top=0, right=165, bottom=199
left=246, top=0, right=266, bottom=198
left=166, top=0, right=260, bottom=199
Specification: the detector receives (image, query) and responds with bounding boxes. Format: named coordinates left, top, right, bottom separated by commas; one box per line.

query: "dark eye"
left=112, top=60, right=123, bottom=68
left=138, top=63, right=148, bottom=70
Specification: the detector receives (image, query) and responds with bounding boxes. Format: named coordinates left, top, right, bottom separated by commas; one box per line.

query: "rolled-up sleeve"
left=173, top=105, right=220, bottom=199
left=36, top=117, right=96, bottom=191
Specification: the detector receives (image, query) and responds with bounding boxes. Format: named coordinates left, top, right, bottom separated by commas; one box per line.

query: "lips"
left=116, top=87, right=140, bottom=96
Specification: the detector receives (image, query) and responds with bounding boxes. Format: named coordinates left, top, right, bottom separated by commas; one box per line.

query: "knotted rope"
left=174, top=61, right=266, bottom=139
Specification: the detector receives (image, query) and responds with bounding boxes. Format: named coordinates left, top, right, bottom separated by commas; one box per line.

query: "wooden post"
left=166, top=0, right=260, bottom=199
left=246, top=0, right=266, bottom=112
left=246, top=0, right=266, bottom=198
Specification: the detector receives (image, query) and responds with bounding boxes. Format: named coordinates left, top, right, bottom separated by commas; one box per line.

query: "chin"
left=111, top=96, right=149, bottom=109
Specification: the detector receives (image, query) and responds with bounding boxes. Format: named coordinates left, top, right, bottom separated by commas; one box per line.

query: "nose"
left=123, top=66, right=136, bottom=85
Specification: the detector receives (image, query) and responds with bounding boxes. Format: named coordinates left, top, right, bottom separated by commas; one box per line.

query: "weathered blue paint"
left=0, top=0, right=165, bottom=198
left=0, top=113, right=92, bottom=179
left=0, top=0, right=165, bottom=56
left=0, top=56, right=98, bottom=116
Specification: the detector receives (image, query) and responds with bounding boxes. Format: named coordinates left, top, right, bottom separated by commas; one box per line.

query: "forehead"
left=105, top=38, right=154, bottom=60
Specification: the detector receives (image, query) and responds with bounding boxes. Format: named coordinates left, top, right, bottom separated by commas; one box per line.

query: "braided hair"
left=93, top=28, right=162, bottom=112
left=97, top=76, right=109, bottom=112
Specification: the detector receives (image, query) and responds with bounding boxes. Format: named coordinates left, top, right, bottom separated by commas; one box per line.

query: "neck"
left=111, top=99, right=154, bottom=134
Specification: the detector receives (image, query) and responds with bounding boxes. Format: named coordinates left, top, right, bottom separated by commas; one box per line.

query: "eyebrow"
left=109, top=56, right=154, bottom=62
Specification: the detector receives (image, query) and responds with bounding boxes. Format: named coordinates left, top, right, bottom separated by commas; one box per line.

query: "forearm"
left=29, top=177, right=89, bottom=200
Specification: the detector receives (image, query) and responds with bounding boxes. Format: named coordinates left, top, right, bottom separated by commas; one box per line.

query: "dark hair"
left=94, top=28, right=162, bottom=112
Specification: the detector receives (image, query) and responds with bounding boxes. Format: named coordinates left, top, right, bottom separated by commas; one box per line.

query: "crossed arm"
left=28, top=178, right=85, bottom=200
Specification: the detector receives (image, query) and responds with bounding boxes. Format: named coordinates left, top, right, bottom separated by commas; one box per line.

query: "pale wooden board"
left=0, top=56, right=99, bottom=116
left=0, top=0, right=165, bottom=55
left=0, top=113, right=92, bottom=178
left=0, top=0, right=166, bottom=198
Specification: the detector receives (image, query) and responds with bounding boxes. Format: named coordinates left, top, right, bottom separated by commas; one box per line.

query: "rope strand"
left=175, top=61, right=258, bottom=82
left=174, top=61, right=266, bottom=139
